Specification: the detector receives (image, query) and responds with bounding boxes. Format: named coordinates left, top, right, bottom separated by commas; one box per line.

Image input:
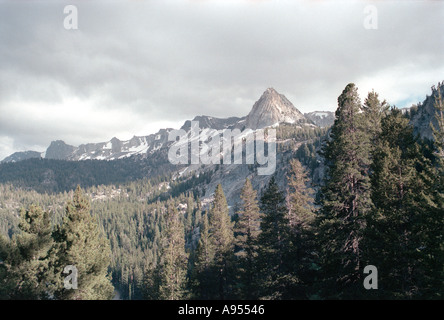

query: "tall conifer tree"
left=285, top=159, right=316, bottom=298
left=53, top=186, right=114, bottom=300
left=190, top=212, right=216, bottom=299
left=208, top=184, right=235, bottom=299
left=365, top=109, right=436, bottom=298
left=414, top=84, right=444, bottom=298
left=256, top=177, right=290, bottom=299
left=234, top=178, right=262, bottom=299
left=157, top=203, right=188, bottom=300
left=316, top=83, right=373, bottom=298
left=1, top=205, right=56, bottom=299
left=286, top=159, right=314, bottom=230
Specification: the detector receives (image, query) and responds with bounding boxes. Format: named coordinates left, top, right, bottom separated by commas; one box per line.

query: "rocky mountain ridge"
left=4, top=83, right=442, bottom=164
left=410, top=82, right=444, bottom=140
left=2, top=88, right=314, bottom=163
left=304, top=111, right=335, bottom=128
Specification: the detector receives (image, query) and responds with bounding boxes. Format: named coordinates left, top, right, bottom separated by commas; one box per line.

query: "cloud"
left=0, top=0, right=443, bottom=160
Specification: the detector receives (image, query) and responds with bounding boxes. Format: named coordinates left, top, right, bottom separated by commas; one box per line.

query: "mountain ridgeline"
left=2, top=88, right=315, bottom=164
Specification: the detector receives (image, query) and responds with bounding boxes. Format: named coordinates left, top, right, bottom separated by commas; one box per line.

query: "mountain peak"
left=46, top=140, right=76, bottom=160
left=264, top=87, right=279, bottom=95
left=245, top=88, right=306, bottom=129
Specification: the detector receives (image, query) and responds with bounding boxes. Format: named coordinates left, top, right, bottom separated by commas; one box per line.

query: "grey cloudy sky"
left=0, top=0, right=443, bottom=160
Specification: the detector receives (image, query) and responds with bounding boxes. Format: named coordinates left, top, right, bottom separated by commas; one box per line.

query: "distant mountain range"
left=2, top=88, right=322, bottom=163
left=3, top=83, right=443, bottom=166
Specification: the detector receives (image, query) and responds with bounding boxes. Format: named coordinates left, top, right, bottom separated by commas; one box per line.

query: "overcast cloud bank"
left=0, top=0, right=443, bottom=160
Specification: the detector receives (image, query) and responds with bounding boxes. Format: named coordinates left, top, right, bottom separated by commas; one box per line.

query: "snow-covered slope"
left=41, top=129, right=173, bottom=161
left=304, top=111, right=335, bottom=127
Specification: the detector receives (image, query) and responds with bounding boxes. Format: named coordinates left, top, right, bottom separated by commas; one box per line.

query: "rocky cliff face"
left=410, top=82, right=444, bottom=141
left=181, top=115, right=244, bottom=131
left=45, top=140, right=77, bottom=160
left=245, top=88, right=307, bottom=129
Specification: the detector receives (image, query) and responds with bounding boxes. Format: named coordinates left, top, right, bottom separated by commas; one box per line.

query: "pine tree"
left=142, top=261, right=161, bottom=300
left=0, top=205, right=56, bottom=299
left=429, top=83, right=444, bottom=298
left=53, top=186, right=114, bottom=300
left=365, top=109, right=434, bottom=298
left=316, top=83, right=373, bottom=299
left=414, top=84, right=444, bottom=298
left=362, top=89, right=388, bottom=142
left=256, top=176, right=291, bottom=299
left=234, top=178, right=262, bottom=299
left=190, top=212, right=216, bottom=299
left=208, top=184, right=235, bottom=299
left=157, top=203, right=188, bottom=300
left=185, top=195, right=194, bottom=233
left=285, top=159, right=316, bottom=298
left=0, top=234, right=10, bottom=299
left=286, top=159, right=314, bottom=230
